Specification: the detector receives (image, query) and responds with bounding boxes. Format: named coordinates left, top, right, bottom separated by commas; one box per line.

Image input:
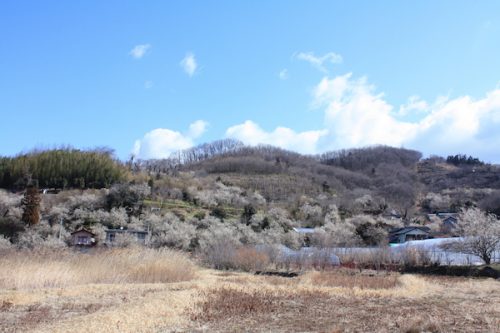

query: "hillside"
left=1, top=143, right=499, bottom=252
left=138, top=142, right=500, bottom=217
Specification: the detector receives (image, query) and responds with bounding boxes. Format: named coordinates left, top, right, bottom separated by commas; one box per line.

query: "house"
left=389, top=227, right=431, bottom=244
left=426, top=212, right=458, bottom=221
left=442, top=216, right=458, bottom=234
left=71, top=228, right=96, bottom=247
left=105, top=228, right=148, bottom=245
left=426, top=212, right=459, bottom=234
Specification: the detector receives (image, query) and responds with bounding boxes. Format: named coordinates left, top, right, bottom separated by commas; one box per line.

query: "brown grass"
left=307, top=270, right=399, bottom=289
left=0, top=247, right=196, bottom=289
left=187, top=274, right=500, bottom=333
left=189, top=287, right=328, bottom=323
left=0, top=251, right=499, bottom=333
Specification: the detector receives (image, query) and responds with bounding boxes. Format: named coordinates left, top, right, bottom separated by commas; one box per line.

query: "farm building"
left=70, top=228, right=96, bottom=247
left=105, top=228, right=148, bottom=245
left=389, top=227, right=431, bottom=244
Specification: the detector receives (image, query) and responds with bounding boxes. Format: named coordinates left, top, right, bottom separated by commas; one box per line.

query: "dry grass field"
left=0, top=249, right=499, bottom=333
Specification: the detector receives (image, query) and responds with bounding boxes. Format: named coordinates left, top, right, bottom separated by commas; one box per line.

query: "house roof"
left=105, top=229, right=148, bottom=234
left=71, top=228, right=95, bottom=236
left=389, top=226, right=430, bottom=236
left=426, top=212, right=458, bottom=220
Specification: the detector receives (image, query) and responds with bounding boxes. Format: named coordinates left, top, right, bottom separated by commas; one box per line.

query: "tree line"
left=446, top=154, right=484, bottom=166
left=0, top=148, right=126, bottom=190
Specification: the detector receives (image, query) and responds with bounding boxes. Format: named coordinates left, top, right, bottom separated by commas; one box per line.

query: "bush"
left=198, top=225, right=240, bottom=269
left=210, top=206, right=227, bottom=220
left=398, top=247, right=434, bottom=267
left=150, top=218, right=196, bottom=251
left=232, top=246, right=270, bottom=272
left=106, top=183, right=150, bottom=216
left=0, top=217, right=24, bottom=240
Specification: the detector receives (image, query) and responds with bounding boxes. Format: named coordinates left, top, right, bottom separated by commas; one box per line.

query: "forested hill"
left=0, top=148, right=125, bottom=190
left=135, top=141, right=500, bottom=217
left=1, top=143, right=500, bottom=217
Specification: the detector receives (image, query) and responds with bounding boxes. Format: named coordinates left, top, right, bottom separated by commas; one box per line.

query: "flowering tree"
left=450, top=208, right=500, bottom=265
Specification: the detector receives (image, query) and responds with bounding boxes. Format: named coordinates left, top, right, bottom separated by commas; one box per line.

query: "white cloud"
left=312, top=73, right=500, bottom=161
left=188, top=120, right=209, bottom=138
left=225, top=120, right=327, bottom=154
left=279, top=69, right=289, bottom=80
left=180, top=52, right=197, bottom=77
left=132, top=120, right=208, bottom=159
left=132, top=71, right=500, bottom=162
left=224, top=73, right=500, bottom=162
left=398, top=95, right=428, bottom=116
left=313, top=74, right=418, bottom=150
left=296, top=51, right=343, bottom=73
left=130, top=44, right=151, bottom=59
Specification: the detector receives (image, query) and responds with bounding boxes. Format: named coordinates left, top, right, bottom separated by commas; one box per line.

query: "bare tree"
left=445, top=208, right=500, bottom=265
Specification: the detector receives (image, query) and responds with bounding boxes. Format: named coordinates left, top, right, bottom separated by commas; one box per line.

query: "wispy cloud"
left=130, top=44, right=151, bottom=59
left=295, top=51, right=342, bottom=73
left=279, top=69, right=289, bottom=80
left=144, top=80, right=154, bottom=89
left=180, top=52, right=198, bottom=77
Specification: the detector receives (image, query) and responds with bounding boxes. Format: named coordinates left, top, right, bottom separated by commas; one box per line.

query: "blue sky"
left=1, top=1, right=500, bottom=161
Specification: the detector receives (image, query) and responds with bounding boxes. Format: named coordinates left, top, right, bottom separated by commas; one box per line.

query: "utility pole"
left=58, top=217, right=63, bottom=240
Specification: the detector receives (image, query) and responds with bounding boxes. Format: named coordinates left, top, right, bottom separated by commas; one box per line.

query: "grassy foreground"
left=0, top=249, right=498, bottom=333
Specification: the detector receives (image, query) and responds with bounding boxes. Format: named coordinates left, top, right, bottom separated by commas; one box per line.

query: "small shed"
left=389, top=227, right=431, bottom=244
left=71, top=228, right=96, bottom=247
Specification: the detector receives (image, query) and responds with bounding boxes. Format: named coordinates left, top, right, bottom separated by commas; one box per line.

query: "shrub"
left=210, top=206, right=228, bottom=220
left=232, top=246, right=270, bottom=272
left=150, top=219, right=197, bottom=251
left=198, top=225, right=240, bottom=269
left=193, top=211, right=206, bottom=220
left=0, top=217, right=25, bottom=240
left=398, top=247, right=434, bottom=267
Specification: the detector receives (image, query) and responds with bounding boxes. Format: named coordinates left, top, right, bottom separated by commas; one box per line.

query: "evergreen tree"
left=21, top=183, right=41, bottom=226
